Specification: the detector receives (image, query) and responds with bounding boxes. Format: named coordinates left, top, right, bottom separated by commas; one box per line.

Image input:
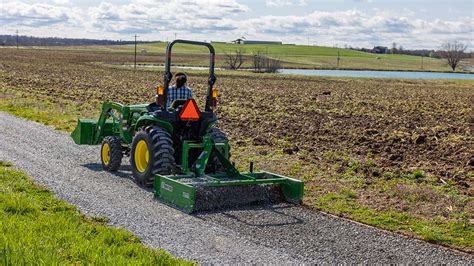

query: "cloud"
left=87, top=0, right=248, bottom=33
left=0, top=1, right=81, bottom=26
left=52, top=0, right=70, bottom=5
left=422, top=17, right=473, bottom=34
left=130, top=0, right=249, bottom=18
left=0, top=0, right=471, bottom=49
left=240, top=9, right=472, bottom=48
left=266, top=0, right=307, bottom=7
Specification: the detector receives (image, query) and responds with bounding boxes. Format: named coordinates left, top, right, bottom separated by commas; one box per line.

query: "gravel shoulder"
left=0, top=111, right=472, bottom=264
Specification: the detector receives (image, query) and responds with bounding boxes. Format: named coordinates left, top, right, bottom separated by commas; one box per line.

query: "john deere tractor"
left=71, top=40, right=303, bottom=213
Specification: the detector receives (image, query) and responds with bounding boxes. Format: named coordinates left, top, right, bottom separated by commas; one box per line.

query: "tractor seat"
left=146, top=102, right=160, bottom=112
left=146, top=99, right=189, bottom=112
left=169, top=99, right=188, bottom=109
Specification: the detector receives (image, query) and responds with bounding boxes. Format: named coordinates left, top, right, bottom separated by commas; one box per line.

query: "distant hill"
left=0, top=35, right=152, bottom=46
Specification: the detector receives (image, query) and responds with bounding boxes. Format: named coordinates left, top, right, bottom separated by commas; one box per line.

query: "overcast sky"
left=0, top=0, right=472, bottom=49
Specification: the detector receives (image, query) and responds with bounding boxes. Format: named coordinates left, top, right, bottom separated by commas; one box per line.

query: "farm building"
left=231, top=38, right=245, bottom=44
left=230, top=38, right=282, bottom=45
left=242, top=40, right=282, bottom=45
left=372, top=46, right=389, bottom=54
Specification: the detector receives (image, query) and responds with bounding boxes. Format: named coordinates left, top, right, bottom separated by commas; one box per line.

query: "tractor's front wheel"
left=130, top=127, right=175, bottom=187
left=101, top=136, right=123, bottom=171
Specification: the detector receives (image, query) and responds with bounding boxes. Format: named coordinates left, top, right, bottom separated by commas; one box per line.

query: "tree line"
left=351, top=41, right=471, bottom=71
left=0, top=35, right=151, bottom=46
left=351, top=43, right=471, bottom=59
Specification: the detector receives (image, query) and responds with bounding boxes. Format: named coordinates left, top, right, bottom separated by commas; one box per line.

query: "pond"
left=278, top=69, right=474, bottom=80
left=124, top=64, right=224, bottom=71
left=121, top=64, right=473, bottom=80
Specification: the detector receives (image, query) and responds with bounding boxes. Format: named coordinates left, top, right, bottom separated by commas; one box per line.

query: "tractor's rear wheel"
left=130, top=127, right=175, bottom=187
left=101, top=136, right=122, bottom=171
left=207, top=127, right=230, bottom=173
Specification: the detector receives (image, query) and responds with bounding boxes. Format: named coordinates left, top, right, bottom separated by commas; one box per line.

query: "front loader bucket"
left=154, top=172, right=304, bottom=213
left=71, top=119, right=97, bottom=145
left=71, top=119, right=115, bottom=145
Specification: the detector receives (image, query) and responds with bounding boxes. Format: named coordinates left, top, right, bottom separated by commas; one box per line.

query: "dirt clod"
left=389, top=154, right=403, bottom=161
left=253, top=136, right=270, bottom=146
left=467, top=158, right=474, bottom=167
left=414, top=134, right=427, bottom=144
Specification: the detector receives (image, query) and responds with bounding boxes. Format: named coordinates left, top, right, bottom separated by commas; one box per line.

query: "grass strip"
left=0, top=160, right=192, bottom=264
left=313, top=190, right=473, bottom=250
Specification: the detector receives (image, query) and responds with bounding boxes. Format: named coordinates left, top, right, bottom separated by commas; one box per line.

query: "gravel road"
left=0, top=112, right=472, bottom=264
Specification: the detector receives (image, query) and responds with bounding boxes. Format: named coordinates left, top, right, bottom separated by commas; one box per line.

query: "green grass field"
left=34, top=41, right=454, bottom=72
left=0, top=161, right=190, bottom=264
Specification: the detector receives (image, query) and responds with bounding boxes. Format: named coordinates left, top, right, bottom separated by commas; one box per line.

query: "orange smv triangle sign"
left=179, top=98, right=201, bottom=121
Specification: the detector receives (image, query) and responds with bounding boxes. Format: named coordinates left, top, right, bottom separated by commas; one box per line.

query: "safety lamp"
left=156, top=85, right=165, bottom=107
left=157, top=85, right=164, bottom=95
left=210, top=88, right=218, bottom=110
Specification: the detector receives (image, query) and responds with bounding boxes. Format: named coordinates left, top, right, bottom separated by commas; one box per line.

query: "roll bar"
left=161, top=40, right=216, bottom=112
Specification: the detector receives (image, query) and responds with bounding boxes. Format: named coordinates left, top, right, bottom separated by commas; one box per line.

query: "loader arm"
left=93, top=102, right=132, bottom=145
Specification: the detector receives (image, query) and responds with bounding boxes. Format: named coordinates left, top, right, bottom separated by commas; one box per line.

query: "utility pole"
left=337, top=51, right=340, bottom=68
left=421, top=55, right=424, bottom=69
left=174, top=32, right=177, bottom=40
left=134, top=34, right=139, bottom=70
left=16, top=30, right=19, bottom=50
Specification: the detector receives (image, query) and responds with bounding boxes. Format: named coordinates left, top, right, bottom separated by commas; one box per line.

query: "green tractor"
left=71, top=40, right=303, bottom=213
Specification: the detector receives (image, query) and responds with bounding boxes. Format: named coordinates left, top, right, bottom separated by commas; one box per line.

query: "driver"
left=167, top=72, right=193, bottom=108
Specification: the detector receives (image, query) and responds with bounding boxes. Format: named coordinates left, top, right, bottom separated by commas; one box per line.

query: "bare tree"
left=252, top=50, right=281, bottom=73
left=252, top=50, right=264, bottom=72
left=391, top=42, right=397, bottom=54
left=224, top=48, right=245, bottom=70
left=439, top=41, right=467, bottom=71
left=265, top=55, right=281, bottom=73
